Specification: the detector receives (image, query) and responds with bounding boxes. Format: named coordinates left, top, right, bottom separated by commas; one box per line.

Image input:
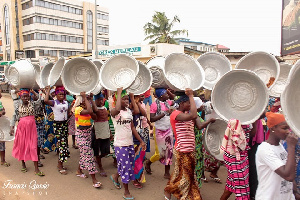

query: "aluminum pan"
left=197, top=52, right=232, bottom=90
left=203, top=118, right=227, bottom=161
left=0, top=116, right=15, bottom=142
left=48, top=57, right=65, bottom=86
left=235, top=51, right=280, bottom=90
left=211, top=69, right=268, bottom=125
left=99, top=54, right=139, bottom=91
left=62, top=57, right=99, bottom=95
left=164, top=53, right=205, bottom=91
left=8, top=60, right=36, bottom=88
left=269, top=62, right=292, bottom=97
left=40, top=62, right=54, bottom=88
left=127, top=61, right=153, bottom=95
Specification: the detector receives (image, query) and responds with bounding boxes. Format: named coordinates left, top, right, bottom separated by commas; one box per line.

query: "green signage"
left=98, top=47, right=141, bottom=56
left=0, top=61, right=15, bottom=65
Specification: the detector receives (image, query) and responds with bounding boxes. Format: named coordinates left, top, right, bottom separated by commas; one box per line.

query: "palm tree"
left=143, top=11, right=188, bottom=44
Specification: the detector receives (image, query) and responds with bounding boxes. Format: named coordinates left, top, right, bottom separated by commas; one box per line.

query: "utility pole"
left=94, top=0, right=98, bottom=59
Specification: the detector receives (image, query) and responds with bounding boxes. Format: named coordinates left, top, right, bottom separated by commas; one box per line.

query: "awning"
left=0, top=61, right=15, bottom=65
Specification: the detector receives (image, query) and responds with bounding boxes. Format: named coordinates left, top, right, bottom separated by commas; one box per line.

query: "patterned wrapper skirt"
left=224, top=150, right=250, bottom=200
left=115, top=145, right=135, bottom=184
left=165, top=149, right=202, bottom=200
left=68, top=114, right=76, bottom=135
left=12, top=116, right=38, bottom=162
left=53, top=121, right=70, bottom=162
left=36, top=116, right=45, bottom=148
left=76, top=126, right=97, bottom=174
left=156, top=127, right=173, bottom=165
left=108, top=120, right=116, bottom=158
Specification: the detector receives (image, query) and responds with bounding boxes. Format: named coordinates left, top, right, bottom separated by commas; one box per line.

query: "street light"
left=95, top=0, right=98, bottom=59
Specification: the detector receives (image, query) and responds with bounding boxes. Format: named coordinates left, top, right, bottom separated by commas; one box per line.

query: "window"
left=41, top=33, right=46, bottom=40
left=61, top=35, right=66, bottom=42
left=36, top=16, right=41, bottom=23
left=87, top=10, right=93, bottom=51
left=4, top=5, right=10, bottom=45
left=49, top=34, right=54, bottom=41
left=36, top=33, right=41, bottom=40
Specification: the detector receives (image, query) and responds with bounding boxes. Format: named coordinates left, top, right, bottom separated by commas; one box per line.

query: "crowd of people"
left=0, top=84, right=299, bottom=200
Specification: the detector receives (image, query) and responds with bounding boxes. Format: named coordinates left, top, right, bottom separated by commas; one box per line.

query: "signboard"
left=0, top=61, right=15, bottom=65
left=281, top=0, right=300, bottom=55
left=98, top=47, right=141, bottom=56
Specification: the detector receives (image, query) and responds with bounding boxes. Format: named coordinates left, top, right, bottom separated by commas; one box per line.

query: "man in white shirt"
left=256, top=112, right=298, bottom=200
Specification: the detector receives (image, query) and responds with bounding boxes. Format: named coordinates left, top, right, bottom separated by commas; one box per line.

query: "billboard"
left=281, top=0, right=300, bottom=55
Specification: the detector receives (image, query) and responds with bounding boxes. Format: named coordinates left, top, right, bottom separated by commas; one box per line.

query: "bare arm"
left=195, top=117, right=215, bottom=130
left=130, top=93, right=139, bottom=115
left=275, top=133, right=297, bottom=181
left=44, top=86, right=54, bottom=106
left=175, top=89, right=197, bottom=121
left=150, top=112, right=165, bottom=123
left=79, top=92, right=93, bottom=115
left=111, top=88, right=122, bottom=117
left=131, top=121, right=146, bottom=150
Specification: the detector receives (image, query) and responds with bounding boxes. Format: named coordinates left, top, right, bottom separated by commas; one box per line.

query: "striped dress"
left=165, top=110, right=201, bottom=200
left=223, top=125, right=251, bottom=200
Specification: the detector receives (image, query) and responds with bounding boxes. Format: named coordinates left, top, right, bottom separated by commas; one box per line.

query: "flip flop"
left=39, top=155, right=45, bottom=159
left=110, top=175, right=121, bottom=189
left=201, top=177, right=208, bottom=183
left=38, top=162, right=44, bottom=167
left=76, top=173, right=88, bottom=178
left=1, top=162, right=10, bottom=167
left=99, top=171, right=107, bottom=177
left=93, top=182, right=102, bottom=188
left=21, top=168, right=27, bottom=173
left=210, top=176, right=222, bottom=184
left=132, top=181, right=143, bottom=189
left=35, top=171, right=45, bottom=177
left=123, top=196, right=134, bottom=200
left=58, top=169, right=67, bottom=175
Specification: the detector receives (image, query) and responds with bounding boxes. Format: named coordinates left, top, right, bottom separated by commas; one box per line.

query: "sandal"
left=76, top=173, right=88, bottom=178
left=39, top=155, right=45, bottom=159
left=21, top=168, right=27, bottom=173
left=58, top=169, right=68, bottom=175
left=99, top=171, right=107, bottom=177
left=35, top=171, right=45, bottom=177
left=110, top=175, right=121, bottom=189
left=123, top=196, right=134, bottom=200
left=72, top=145, right=79, bottom=149
left=93, top=182, right=102, bottom=188
left=210, top=176, right=222, bottom=184
left=1, top=162, right=10, bottom=167
left=201, top=177, right=208, bottom=183
left=164, top=195, right=171, bottom=200
left=38, top=161, right=44, bottom=167
left=132, top=181, right=143, bottom=189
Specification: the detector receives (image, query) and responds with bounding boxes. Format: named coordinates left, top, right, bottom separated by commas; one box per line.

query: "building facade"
left=175, top=38, right=217, bottom=53
left=0, top=0, right=109, bottom=61
left=0, top=23, right=3, bottom=59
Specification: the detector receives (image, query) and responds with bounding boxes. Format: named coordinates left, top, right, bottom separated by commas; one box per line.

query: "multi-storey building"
left=0, top=0, right=109, bottom=61
left=0, top=23, right=3, bottom=60
left=175, top=38, right=217, bottom=53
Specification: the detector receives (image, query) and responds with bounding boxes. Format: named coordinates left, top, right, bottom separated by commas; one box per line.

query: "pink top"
left=170, top=110, right=195, bottom=153
left=150, top=100, right=172, bottom=130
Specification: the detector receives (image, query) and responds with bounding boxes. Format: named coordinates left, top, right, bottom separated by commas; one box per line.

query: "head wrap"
left=19, top=88, right=30, bottom=96
left=175, top=95, right=189, bottom=104
left=194, top=97, right=203, bottom=109
left=115, top=90, right=128, bottom=99
left=94, top=93, right=104, bottom=100
left=155, top=88, right=167, bottom=98
left=55, top=86, right=65, bottom=95
left=50, top=89, right=55, bottom=94
left=266, top=112, right=285, bottom=128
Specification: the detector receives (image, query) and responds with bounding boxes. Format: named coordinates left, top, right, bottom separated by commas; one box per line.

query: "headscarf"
left=175, top=95, right=189, bottom=104
left=94, top=93, right=104, bottom=100
left=266, top=112, right=285, bottom=128
left=19, top=88, right=30, bottom=96
left=50, top=89, right=55, bottom=94
left=115, top=90, right=128, bottom=99
left=194, top=97, right=203, bottom=109
left=72, top=95, right=83, bottom=113
left=155, top=88, right=167, bottom=98
left=55, top=86, right=66, bottom=95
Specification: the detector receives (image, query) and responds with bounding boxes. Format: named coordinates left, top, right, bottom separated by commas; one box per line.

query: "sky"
left=85, top=0, right=283, bottom=55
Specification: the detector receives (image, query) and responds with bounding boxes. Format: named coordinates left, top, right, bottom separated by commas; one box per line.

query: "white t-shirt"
left=52, top=100, right=68, bottom=121
left=256, top=142, right=295, bottom=200
left=112, top=108, right=133, bottom=147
